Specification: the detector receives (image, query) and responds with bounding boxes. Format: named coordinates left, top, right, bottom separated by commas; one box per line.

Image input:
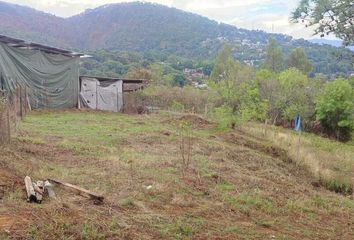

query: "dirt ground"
left=0, top=110, right=353, bottom=239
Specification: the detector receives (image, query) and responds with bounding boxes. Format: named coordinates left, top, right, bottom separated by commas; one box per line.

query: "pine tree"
left=286, top=48, right=313, bottom=74
left=264, top=37, right=284, bottom=73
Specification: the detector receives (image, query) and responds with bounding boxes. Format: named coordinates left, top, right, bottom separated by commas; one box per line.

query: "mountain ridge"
left=0, top=1, right=353, bottom=75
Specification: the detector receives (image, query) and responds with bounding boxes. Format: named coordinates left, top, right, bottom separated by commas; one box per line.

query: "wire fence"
left=0, top=86, right=29, bottom=144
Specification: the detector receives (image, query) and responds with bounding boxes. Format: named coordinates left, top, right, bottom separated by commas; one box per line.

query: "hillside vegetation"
left=0, top=1, right=353, bottom=76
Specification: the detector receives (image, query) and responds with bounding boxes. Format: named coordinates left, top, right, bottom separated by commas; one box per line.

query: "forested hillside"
left=0, top=1, right=353, bottom=76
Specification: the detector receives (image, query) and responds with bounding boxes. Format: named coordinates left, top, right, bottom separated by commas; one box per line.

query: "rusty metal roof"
left=80, top=75, right=148, bottom=84
left=0, top=35, right=83, bottom=57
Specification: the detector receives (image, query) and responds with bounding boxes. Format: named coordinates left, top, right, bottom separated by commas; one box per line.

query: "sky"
left=4, top=0, right=318, bottom=39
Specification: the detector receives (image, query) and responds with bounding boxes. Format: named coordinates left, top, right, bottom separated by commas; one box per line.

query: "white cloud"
left=2, top=0, right=317, bottom=39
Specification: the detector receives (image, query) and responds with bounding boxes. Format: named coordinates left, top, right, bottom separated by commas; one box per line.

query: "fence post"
left=20, top=86, right=23, bottom=120
left=24, top=86, right=27, bottom=115
left=96, top=81, right=98, bottom=110
left=6, top=106, right=10, bottom=143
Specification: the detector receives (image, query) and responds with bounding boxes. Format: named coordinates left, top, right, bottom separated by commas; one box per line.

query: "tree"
left=210, top=46, right=267, bottom=126
left=277, top=69, right=315, bottom=124
left=172, top=74, right=187, bottom=87
left=316, top=79, right=354, bottom=141
left=292, top=0, right=354, bottom=45
left=125, top=68, right=152, bottom=80
left=286, top=48, right=313, bottom=75
left=264, top=37, right=284, bottom=72
left=256, top=69, right=281, bottom=123
left=210, top=44, right=235, bottom=82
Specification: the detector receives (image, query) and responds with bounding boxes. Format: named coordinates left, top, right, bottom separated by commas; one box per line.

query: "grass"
left=0, top=110, right=353, bottom=239
left=157, top=215, right=204, bottom=239
left=223, top=191, right=274, bottom=215
left=244, top=123, right=354, bottom=195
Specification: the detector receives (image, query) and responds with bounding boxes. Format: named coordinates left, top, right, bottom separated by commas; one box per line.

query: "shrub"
left=125, top=85, right=211, bottom=113
left=316, top=79, right=354, bottom=141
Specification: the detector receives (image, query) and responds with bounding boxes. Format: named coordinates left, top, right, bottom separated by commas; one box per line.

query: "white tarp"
left=80, top=77, right=123, bottom=112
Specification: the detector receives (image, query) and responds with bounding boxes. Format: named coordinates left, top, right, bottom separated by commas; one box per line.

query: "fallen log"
left=48, top=178, right=104, bottom=202
left=44, top=180, right=56, bottom=199
left=33, top=181, right=44, bottom=203
left=24, top=176, right=36, bottom=202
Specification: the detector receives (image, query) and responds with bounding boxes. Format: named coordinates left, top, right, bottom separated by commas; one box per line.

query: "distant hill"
left=0, top=1, right=353, bottom=76
left=310, top=39, right=354, bottom=51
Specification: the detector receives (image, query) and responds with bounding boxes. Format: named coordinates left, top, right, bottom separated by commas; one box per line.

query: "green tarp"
left=0, top=42, right=79, bottom=109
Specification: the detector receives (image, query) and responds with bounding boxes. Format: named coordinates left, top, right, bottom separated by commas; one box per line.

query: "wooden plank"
left=44, top=180, right=56, bottom=198
left=48, top=178, right=104, bottom=202
left=32, top=183, right=43, bottom=203
left=33, top=181, right=44, bottom=203
left=24, top=176, right=36, bottom=202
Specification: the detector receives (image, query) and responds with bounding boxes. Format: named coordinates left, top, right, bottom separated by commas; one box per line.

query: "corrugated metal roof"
left=0, top=35, right=83, bottom=57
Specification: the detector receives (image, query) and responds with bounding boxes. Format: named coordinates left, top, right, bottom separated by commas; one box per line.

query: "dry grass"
left=124, top=86, right=211, bottom=114
left=0, top=110, right=353, bottom=239
left=244, top=123, right=354, bottom=195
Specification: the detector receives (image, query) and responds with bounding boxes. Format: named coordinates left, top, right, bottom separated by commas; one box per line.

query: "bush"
left=316, top=79, right=354, bottom=141
left=124, top=86, right=211, bottom=114
left=172, top=74, right=187, bottom=87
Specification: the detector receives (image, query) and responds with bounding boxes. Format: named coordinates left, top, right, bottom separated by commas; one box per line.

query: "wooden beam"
left=24, top=176, right=36, bottom=202
left=48, top=178, right=104, bottom=202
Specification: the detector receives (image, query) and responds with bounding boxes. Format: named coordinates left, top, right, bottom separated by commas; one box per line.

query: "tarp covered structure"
left=0, top=40, right=80, bottom=109
left=80, top=76, right=123, bottom=112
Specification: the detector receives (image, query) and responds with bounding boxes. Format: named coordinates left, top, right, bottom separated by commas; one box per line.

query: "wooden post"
left=95, top=81, right=98, bottom=110
left=116, top=84, right=119, bottom=112
left=297, top=131, right=302, bottom=162
left=24, top=176, right=36, bottom=202
left=27, top=92, right=32, bottom=111
left=6, top=106, right=10, bottom=142
left=19, top=86, right=23, bottom=120
left=264, top=119, right=268, bottom=137
left=24, top=86, right=27, bottom=115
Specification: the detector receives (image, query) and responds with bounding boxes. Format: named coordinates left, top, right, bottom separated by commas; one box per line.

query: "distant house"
left=0, top=35, right=83, bottom=109
left=183, top=68, right=206, bottom=82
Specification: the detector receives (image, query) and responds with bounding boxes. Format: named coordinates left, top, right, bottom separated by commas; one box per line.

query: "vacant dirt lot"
left=0, top=110, right=353, bottom=239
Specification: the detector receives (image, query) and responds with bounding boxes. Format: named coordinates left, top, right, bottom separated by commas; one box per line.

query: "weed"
left=216, top=180, right=234, bottom=192
left=319, top=174, right=353, bottom=195
left=177, top=121, right=193, bottom=176
left=27, top=222, right=75, bottom=240
left=253, top=219, right=275, bottom=228
left=224, top=225, right=241, bottom=234
left=3, top=189, right=24, bottom=203
left=245, top=123, right=354, bottom=195
left=81, top=222, right=105, bottom=240
left=119, top=197, right=136, bottom=208
left=16, top=136, right=44, bottom=145
left=224, top=191, right=273, bottom=215
left=158, top=215, right=204, bottom=239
